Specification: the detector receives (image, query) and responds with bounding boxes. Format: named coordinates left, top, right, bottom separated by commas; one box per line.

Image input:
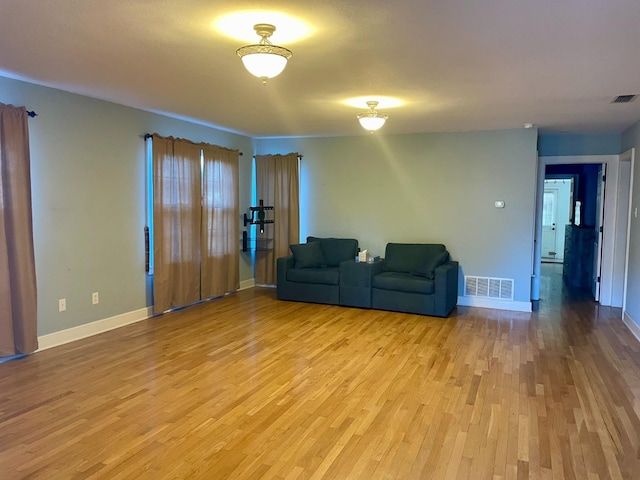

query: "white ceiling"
left=2, top=0, right=640, bottom=138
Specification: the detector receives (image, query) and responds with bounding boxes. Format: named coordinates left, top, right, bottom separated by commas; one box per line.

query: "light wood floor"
left=2, top=265, right=640, bottom=479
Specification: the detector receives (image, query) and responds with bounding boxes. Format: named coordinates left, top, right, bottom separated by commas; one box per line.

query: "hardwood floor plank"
left=2, top=265, right=640, bottom=478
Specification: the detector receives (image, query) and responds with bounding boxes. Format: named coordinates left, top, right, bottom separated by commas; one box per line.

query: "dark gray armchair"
left=371, top=243, right=458, bottom=317
left=276, top=236, right=359, bottom=305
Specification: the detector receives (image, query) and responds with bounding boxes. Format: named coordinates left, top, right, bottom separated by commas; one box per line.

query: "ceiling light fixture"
left=236, top=24, right=292, bottom=84
left=356, top=101, right=389, bottom=132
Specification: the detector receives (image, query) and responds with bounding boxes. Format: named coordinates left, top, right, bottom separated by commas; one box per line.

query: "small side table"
left=339, top=259, right=383, bottom=308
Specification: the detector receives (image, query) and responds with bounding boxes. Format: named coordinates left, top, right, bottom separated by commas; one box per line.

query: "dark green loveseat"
left=371, top=243, right=458, bottom=317
left=276, top=236, right=359, bottom=305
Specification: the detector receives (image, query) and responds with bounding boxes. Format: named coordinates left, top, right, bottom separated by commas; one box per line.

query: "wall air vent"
left=611, top=95, right=637, bottom=104
left=464, top=276, right=514, bottom=301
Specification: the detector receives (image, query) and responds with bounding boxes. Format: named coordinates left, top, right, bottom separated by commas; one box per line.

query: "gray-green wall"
left=539, top=133, right=621, bottom=156
left=0, top=76, right=253, bottom=336
left=0, top=73, right=560, bottom=334
left=622, top=122, right=640, bottom=327
left=256, top=129, right=538, bottom=304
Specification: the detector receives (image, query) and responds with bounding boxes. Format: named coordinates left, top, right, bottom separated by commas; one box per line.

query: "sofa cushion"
left=287, top=267, right=340, bottom=285
left=384, top=243, right=447, bottom=273
left=307, top=236, right=358, bottom=267
left=412, top=251, right=449, bottom=279
left=290, top=242, right=327, bottom=268
left=372, top=272, right=435, bottom=294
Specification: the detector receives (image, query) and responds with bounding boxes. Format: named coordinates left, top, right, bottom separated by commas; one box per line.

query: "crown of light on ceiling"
left=356, top=101, right=389, bottom=132
left=236, top=24, right=292, bottom=84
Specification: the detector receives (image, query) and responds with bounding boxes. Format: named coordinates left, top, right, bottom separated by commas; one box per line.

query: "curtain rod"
left=253, top=154, right=303, bottom=159
left=144, top=133, right=243, bottom=155
left=27, top=110, right=37, bottom=118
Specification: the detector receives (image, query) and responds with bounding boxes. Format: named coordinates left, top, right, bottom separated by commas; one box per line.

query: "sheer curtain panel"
left=255, top=153, right=300, bottom=285
left=0, top=103, right=38, bottom=356
left=201, top=145, right=239, bottom=299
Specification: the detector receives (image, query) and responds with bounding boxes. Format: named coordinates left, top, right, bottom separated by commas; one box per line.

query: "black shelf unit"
left=242, top=231, right=273, bottom=252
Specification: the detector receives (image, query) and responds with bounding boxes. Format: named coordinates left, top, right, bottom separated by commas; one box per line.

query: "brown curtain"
left=255, top=153, right=300, bottom=285
left=201, top=145, right=239, bottom=299
left=152, top=135, right=202, bottom=314
left=0, top=103, right=38, bottom=356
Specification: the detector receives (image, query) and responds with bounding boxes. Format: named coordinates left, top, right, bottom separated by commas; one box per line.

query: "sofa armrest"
left=277, top=255, right=295, bottom=286
left=434, top=261, right=459, bottom=316
left=376, top=259, right=388, bottom=273
left=370, top=261, right=384, bottom=276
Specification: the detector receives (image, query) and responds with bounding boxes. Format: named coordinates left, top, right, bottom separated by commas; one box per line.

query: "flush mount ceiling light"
left=356, top=101, right=389, bottom=132
left=236, top=23, right=292, bottom=84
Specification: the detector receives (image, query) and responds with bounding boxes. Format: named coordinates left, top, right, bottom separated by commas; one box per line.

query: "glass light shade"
left=356, top=101, right=389, bottom=132
left=237, top=25, right=292, bottom=83
left=240, top=52, right=289, bottom=79
left=358, top=115, right=388, bottom=131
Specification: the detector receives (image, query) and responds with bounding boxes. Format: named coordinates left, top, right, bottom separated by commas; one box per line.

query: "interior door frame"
left=622, top=148, right=636, bottom=315
left=532, top=154, right=620, bottom=305
left=541, top=187, right=559, bottom=260
left=543, top=177, right=574, bottom=261
left=592, top=164, right=607, bottom=301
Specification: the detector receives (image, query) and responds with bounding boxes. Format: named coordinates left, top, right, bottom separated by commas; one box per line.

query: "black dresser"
left=563, top=224, right=595, bottom=288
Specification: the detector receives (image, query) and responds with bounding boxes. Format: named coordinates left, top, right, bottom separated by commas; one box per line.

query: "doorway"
left=541, top=179, right=573, bottom=263
left=533, top=154, right=629, bottom=307
left=593, top=164, right=606, bottom=301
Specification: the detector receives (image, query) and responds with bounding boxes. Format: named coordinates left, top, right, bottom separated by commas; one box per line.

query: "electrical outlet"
left=59, top=298, right=66, bottom=312
left=92, top=292, right=99, bottom=305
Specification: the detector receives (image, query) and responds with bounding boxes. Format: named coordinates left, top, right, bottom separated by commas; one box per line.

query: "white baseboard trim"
left=37, top=307, right=153, bottom=352
left=239, top=279, right=255, bottom=290
left=457, top=296, right=532, bottom=313
left=622, top=311, right=640, bottom=343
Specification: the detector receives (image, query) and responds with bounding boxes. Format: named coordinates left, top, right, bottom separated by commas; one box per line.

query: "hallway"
left=539, top=262, right=603, bottom=311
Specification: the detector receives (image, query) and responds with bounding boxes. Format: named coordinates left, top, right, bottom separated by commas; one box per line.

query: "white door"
left=593, top=164, right=606, bottom=301
left=614, top=155, right=633, bottom=307
left=545, top=178, right=573, bottom=262
left=542, top=189, right=558, bottom=260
